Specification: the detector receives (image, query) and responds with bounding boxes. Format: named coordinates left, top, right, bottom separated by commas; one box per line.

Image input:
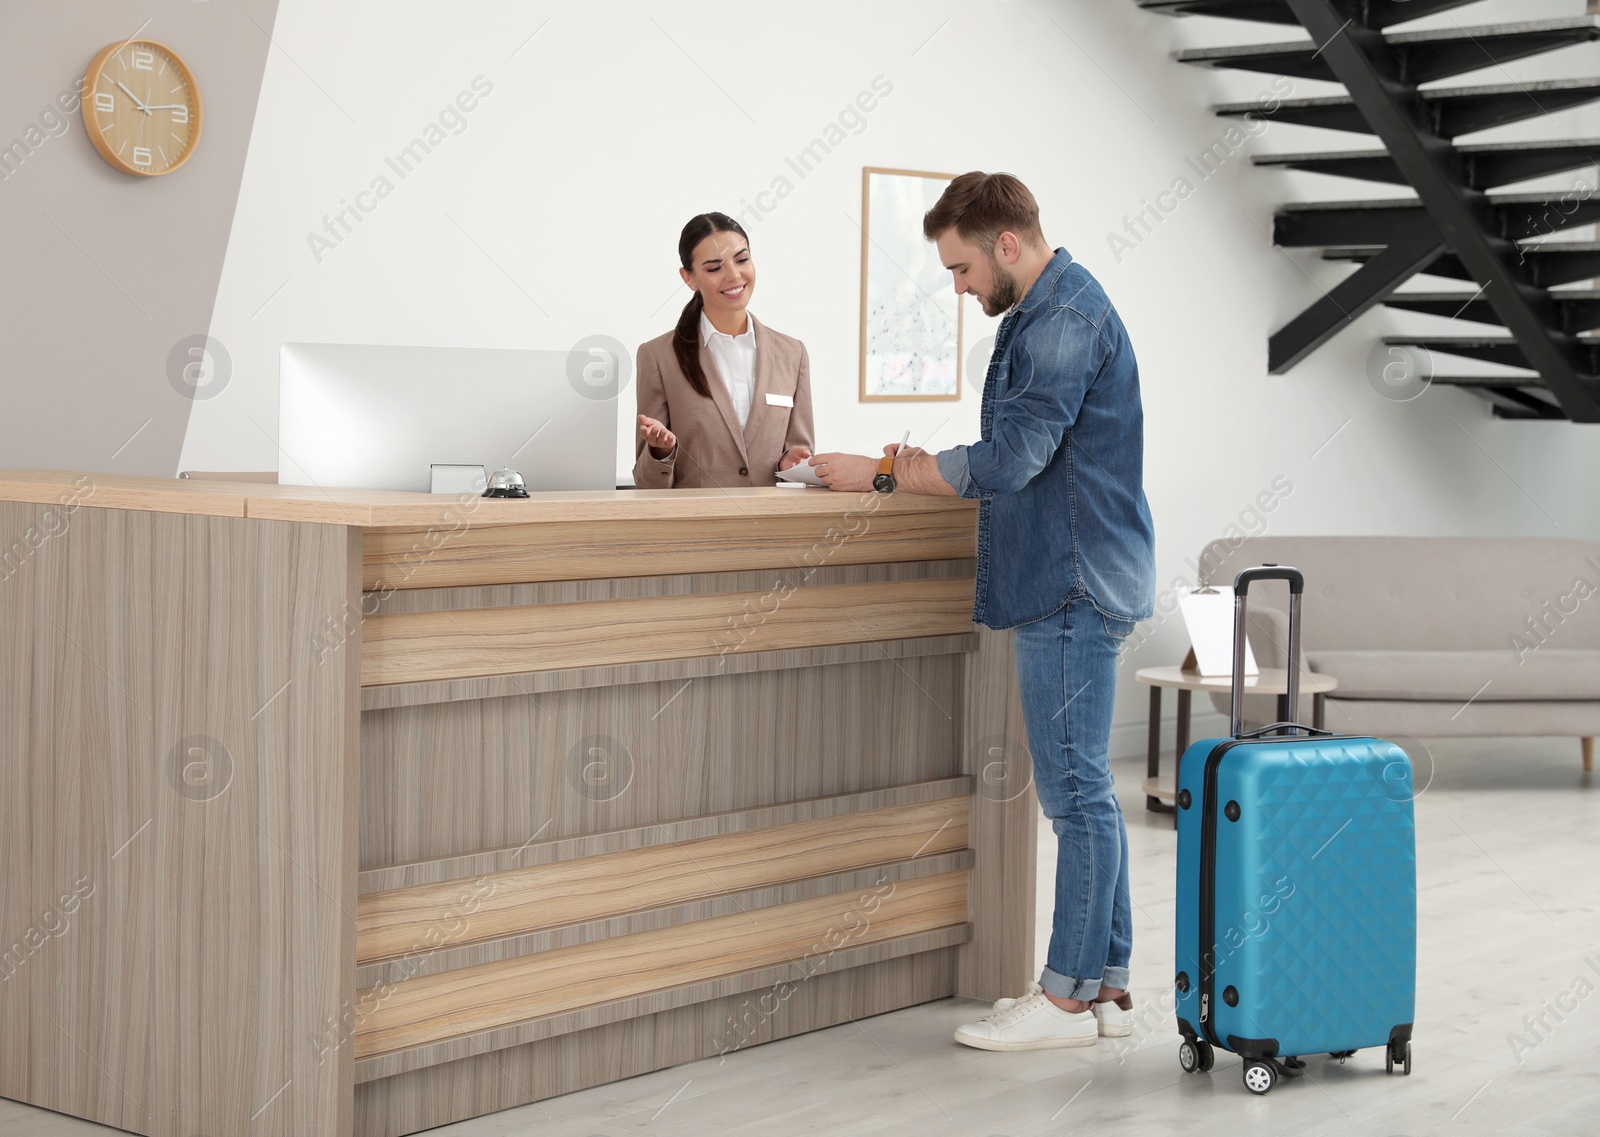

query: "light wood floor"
left=5, top=736, right=1594, bottom=1137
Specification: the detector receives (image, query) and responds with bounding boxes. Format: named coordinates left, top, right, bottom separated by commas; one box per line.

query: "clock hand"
left=143, top=104, right=188, bottom=111
left=115, top=80, right=151, bottom=114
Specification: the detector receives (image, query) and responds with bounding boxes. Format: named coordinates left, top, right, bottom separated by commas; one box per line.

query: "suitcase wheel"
left=1385, top=1040, right=1412, bottom=1076
left=1243, top=1061, right=1276, bottom=1095
left=1178, top=1038, right=1215, bottom=1074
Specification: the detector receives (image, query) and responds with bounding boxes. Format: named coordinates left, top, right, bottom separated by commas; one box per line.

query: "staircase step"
left=1139, top=0, right=1477, bottom=30
left=1254, top=148, right=1408, bottom=185
left=1276, top=199, right=1428, bottom=247
left=1431, top=374, right=1547, bottom=388
left=1429, top=375, right=1568, bottom=419
left=1174, top=37, right=1343, bottom=84
left=1217, top=80, right=1600, bottom=139
left=1176, top=17, right=1600, bottom=85
left=1276, top=193, right=1600, bottom=247
left=1254, top=140, right=1600, bottom=190
left=1136, top=0, right=1298, bottom=23
left=1381, top=335, right=1600, bottom=372
left=1386, top=336, right=1530, bottom=369
left=1426, top=79, right=1600, bottom=139
left=1389, top=18, right=1600, bottom=86
left=1216, top=94, right=1372, bottom=134
left=1384, top=290, right=1600, bottom=334
left=1323, top=242, right=1600, bottom=290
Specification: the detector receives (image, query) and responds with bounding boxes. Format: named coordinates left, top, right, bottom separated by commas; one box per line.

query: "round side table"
left=1135, top=666, right=1339, bottom=819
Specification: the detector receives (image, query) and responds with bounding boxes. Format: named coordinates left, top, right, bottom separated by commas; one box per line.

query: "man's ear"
left=996, top=231, right=1022, bottom=265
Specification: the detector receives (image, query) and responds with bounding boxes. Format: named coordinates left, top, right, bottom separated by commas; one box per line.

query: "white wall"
left=180, top=0, right=1600, bottom=752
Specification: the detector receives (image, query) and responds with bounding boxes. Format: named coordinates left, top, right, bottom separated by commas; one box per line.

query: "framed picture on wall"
left=859, top=167, right=963, bottom=402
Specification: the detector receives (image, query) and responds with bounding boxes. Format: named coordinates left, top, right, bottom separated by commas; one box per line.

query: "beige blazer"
left=632, top=319, right=815, bottom=489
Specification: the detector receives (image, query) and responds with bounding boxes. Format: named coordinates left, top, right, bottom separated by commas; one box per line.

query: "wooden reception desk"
left=0, top=471, right=1035, bottom=1137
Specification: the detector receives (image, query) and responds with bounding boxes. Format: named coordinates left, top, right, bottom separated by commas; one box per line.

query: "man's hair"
left=922, top=171, right=1045, bottom=249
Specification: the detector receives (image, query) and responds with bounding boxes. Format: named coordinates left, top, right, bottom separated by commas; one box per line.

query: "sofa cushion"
left=1307, top=650, right=1600, bottom=702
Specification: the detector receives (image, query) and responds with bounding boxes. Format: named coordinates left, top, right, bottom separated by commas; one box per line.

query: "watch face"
left=873, top=473, right=895, bottom=493
left=84, top=40, right=202, bottom=176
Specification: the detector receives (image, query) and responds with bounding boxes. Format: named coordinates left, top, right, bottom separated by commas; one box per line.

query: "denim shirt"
left=936, top=248, right=1155, bottom=630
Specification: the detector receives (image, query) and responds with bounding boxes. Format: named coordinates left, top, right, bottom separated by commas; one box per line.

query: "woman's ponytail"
left=673, top=289, right=711, bottom=399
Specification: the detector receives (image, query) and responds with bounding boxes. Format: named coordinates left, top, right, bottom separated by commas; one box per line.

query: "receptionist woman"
left=634, top=213, right=815, bottom=488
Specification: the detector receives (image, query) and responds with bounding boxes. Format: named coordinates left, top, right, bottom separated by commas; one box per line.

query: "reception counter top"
left=0, top=469, right=976, bottom=524
left=0, top=471, right=1034, bottom=1137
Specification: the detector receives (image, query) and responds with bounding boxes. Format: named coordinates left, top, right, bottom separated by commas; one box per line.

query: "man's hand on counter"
left=809, top=452, right=875, bottom=492
left=810, top=445, right=957, bottom=495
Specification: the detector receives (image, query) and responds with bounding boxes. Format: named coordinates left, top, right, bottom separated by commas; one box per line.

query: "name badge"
left=765, top=392, right=795, bottom=407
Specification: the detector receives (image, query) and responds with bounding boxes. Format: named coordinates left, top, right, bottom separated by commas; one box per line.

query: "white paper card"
left=765, top=392, right=795, bottom=407
left=775, top=459, right=826, bottom=487
left=1179, top=588, right=1258, bottom=678
left=430, top=463, right=486, bottom=495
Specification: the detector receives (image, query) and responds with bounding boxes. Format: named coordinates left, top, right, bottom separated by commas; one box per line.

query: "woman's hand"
left=638, top=415, right=677, bottom=459
left=778, top=445, right=812, bottom=471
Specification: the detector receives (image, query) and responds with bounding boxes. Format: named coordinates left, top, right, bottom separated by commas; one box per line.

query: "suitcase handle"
left=1238, top=721, right=1332, bottom=740
left=1232, top=564, right=1304, bottom=597
left=1230, top=563, right=1305, bottom=739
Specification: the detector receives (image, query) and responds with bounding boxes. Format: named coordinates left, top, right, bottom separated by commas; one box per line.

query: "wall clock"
left=81, top=39, right=203, bottom=176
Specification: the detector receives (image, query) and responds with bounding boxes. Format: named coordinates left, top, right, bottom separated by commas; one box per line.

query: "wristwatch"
left=873, top=453, right=896, bottom=494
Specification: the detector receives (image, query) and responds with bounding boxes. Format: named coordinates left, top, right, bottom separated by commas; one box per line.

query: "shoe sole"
left=953, top=1029, right=1099, bottom=1052
left=990, top=1007, right=1137, bottom=1039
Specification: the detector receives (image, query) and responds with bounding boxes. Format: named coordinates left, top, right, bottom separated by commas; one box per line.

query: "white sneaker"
left=994, top=983, right=1135, bottom=1039
left=1091, top=997, right=1135, bottom=1038
left=991, top=981, right=1044, bottom=1013
left=954, top=992, right=1098, bottom=1051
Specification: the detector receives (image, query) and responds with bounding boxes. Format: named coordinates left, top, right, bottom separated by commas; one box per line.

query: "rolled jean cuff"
left=1039, top=966, right=1101, bottom=1003
left=1102, top=966, right=1130, bottom=993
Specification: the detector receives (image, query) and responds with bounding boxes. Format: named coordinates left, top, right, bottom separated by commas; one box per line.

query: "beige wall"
left=0, top=0, right=280, bottom=476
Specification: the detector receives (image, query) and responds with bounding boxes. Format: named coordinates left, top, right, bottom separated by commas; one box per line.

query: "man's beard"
left=979, top=257, right=1021, bottom=317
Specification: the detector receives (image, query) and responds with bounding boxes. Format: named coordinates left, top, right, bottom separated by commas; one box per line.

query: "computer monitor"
left=277, top=342, right=618, bottom=493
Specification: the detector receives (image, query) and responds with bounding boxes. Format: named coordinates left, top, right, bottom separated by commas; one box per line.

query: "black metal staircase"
left=1140, top=0, right=1600, bottom=421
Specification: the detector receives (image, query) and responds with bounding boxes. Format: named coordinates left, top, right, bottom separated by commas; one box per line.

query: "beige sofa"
left=1194, top=536, right=1599, bottom=771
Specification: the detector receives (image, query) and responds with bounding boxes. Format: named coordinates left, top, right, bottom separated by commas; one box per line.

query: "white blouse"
left=700, top=310, right=758, bottom=429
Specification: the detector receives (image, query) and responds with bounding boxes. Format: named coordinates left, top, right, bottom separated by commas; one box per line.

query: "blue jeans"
left=1013, top=598, right=1133, bottom=1002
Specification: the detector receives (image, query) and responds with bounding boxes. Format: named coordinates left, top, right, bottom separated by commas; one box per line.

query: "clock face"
left=82, top=40, right=202, bottom=176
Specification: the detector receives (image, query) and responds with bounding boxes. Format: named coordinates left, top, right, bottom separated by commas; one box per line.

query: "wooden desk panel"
left=356, top=796, right=969, bottom=964
left=357, top=653, right=966, bottom=870
left=0, top=501, right=360, bottom=1137
left=360, top=577, right=974, bottom=686
left=362, top=509, right=975, bottom=589
left=354, top=871, right=970, bottom=1060
left=353, top=943, right=963, bottom=1135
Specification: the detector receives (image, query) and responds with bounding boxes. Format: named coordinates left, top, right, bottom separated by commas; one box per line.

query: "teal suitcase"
left=1173, top=566, right=1417, bottom=1094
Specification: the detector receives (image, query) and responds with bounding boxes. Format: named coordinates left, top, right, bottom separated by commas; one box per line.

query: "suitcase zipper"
left=1196, top=731, right=1353, bottom=1052
left=1196, top=739, right=1241, bottom=1049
